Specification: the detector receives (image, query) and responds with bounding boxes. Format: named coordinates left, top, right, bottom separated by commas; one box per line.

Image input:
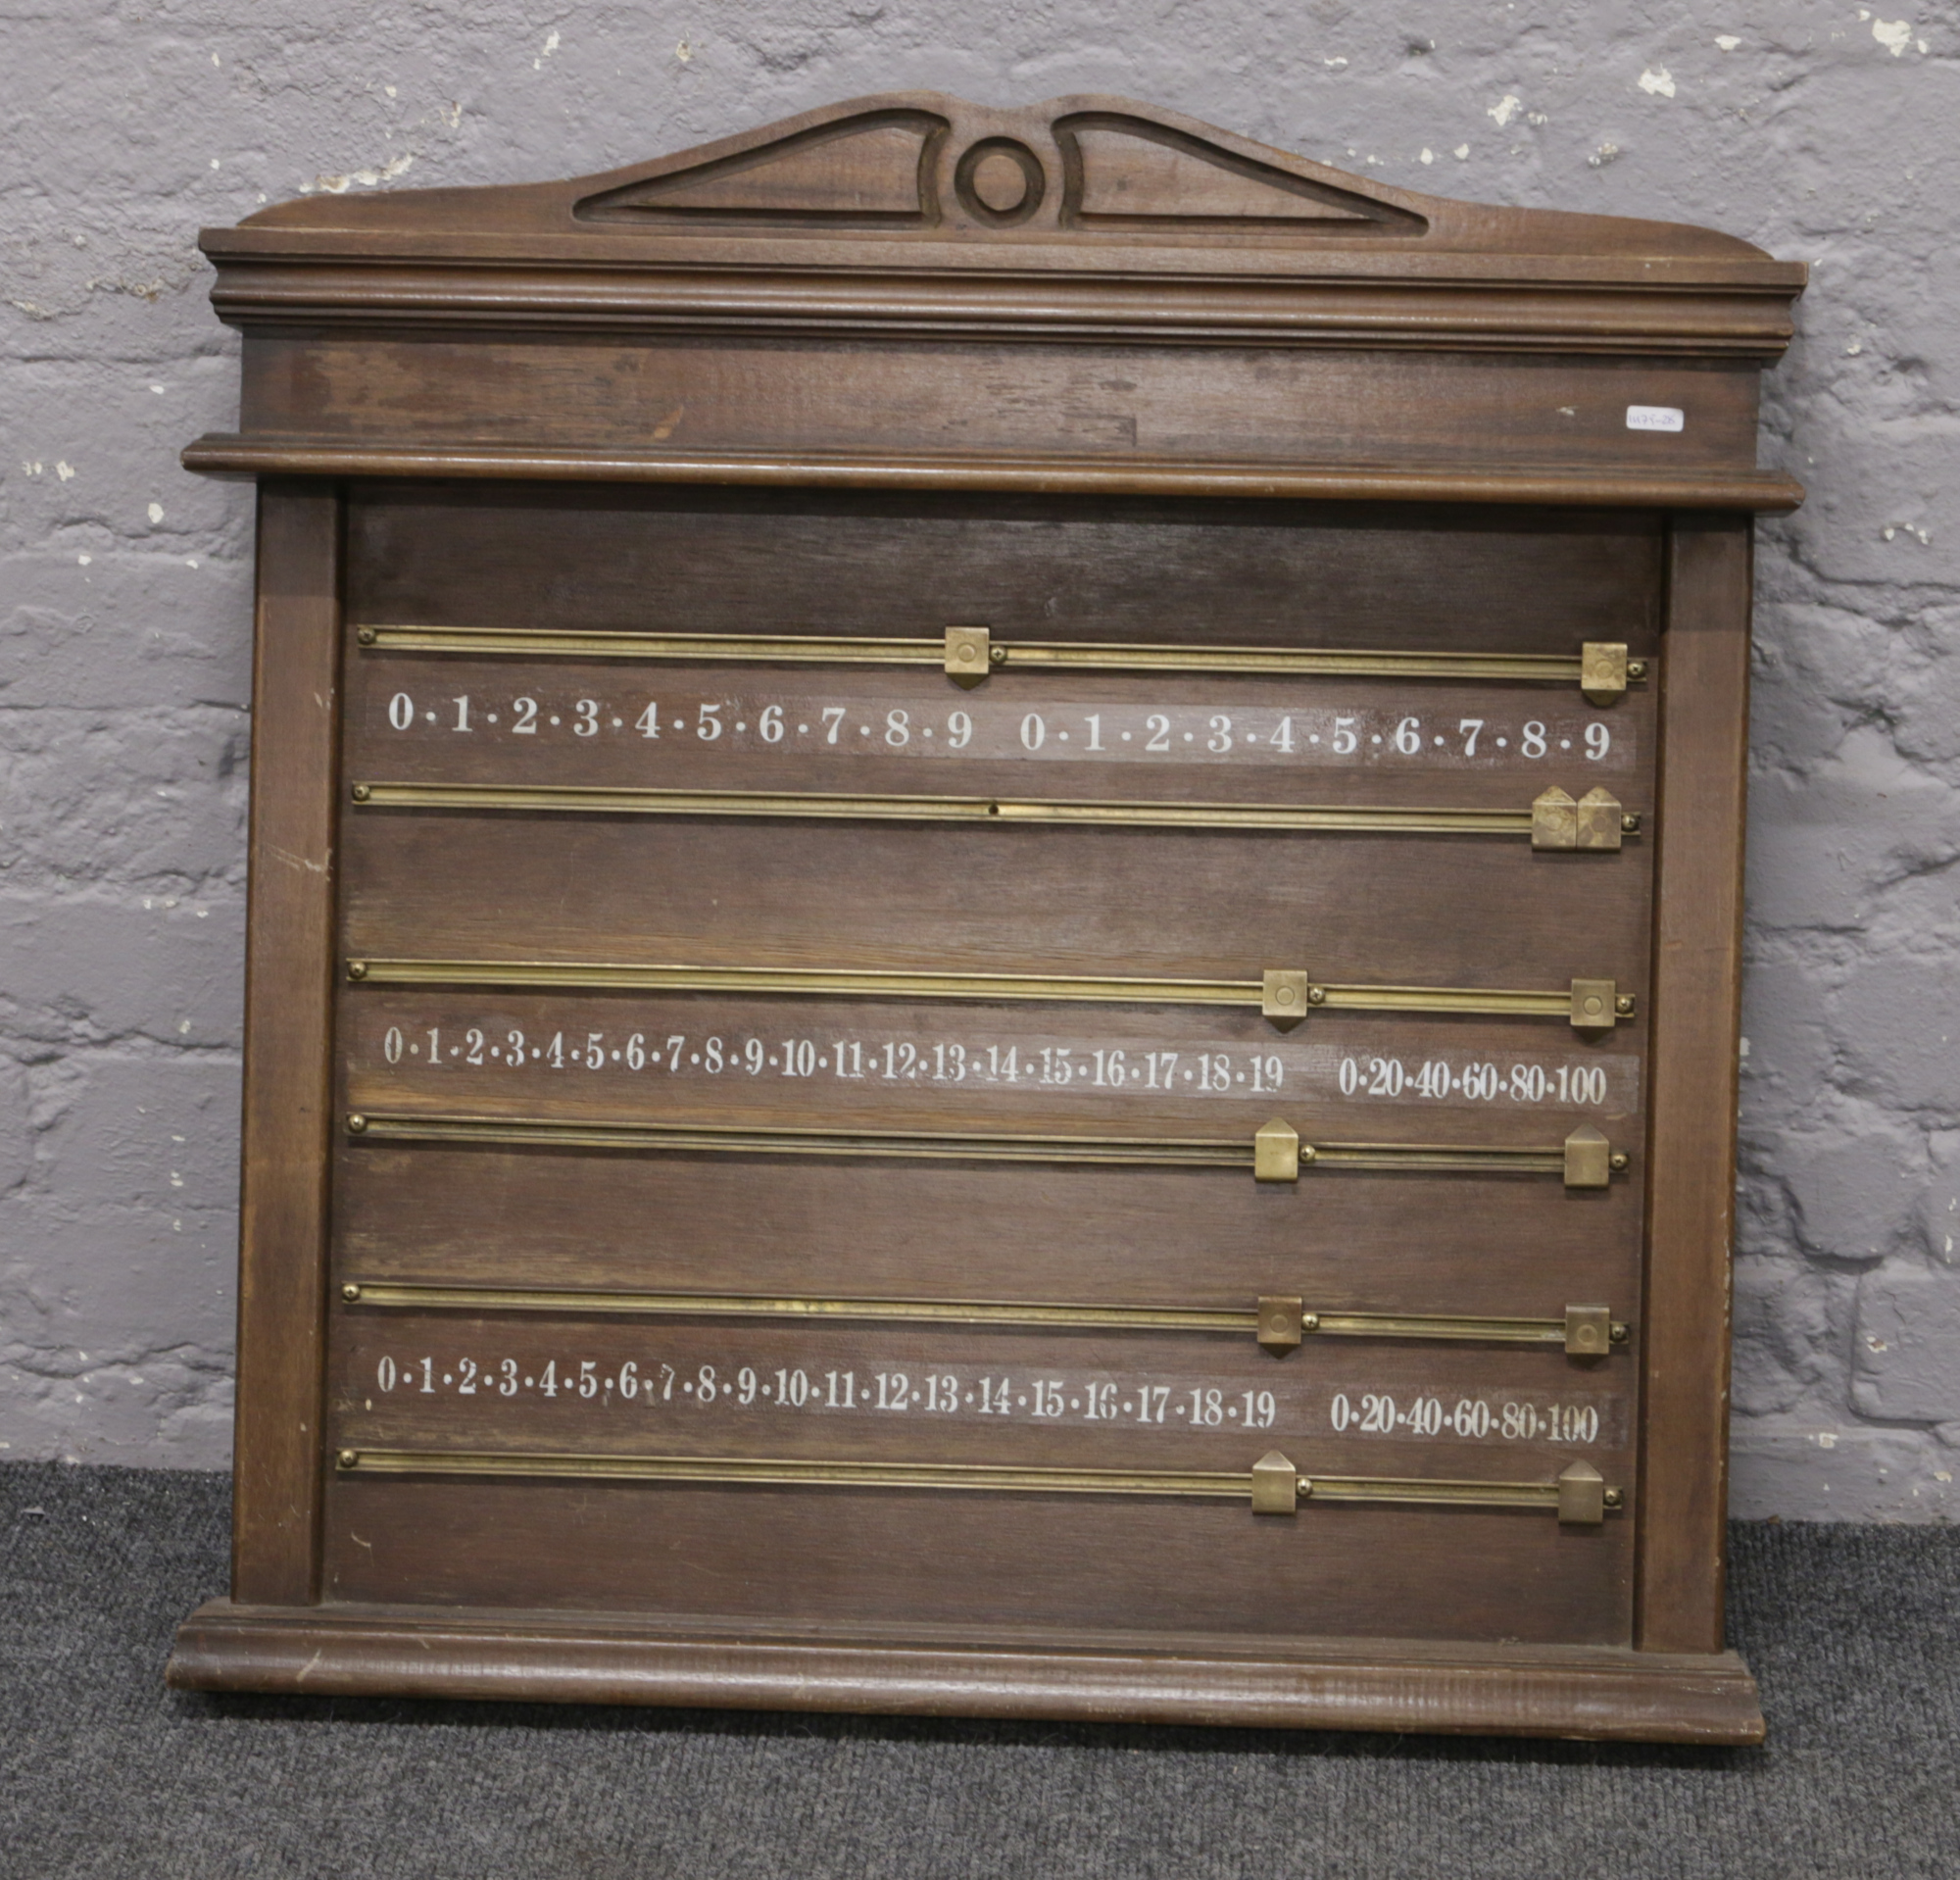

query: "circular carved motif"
left=970, top=151, right=1029, bottom=214
left=955, top=138, right=1046, bottom=225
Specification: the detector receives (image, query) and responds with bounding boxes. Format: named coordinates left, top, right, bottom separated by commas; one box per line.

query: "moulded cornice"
left=198, top=92, right=1805, bottom=360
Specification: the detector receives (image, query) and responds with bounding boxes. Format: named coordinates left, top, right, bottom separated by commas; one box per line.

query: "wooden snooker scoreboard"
left=165, top=93, right=1805, bottom=1741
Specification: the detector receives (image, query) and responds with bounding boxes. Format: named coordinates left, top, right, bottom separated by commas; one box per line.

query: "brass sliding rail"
left=348, top=780, right=1636, bottom=850
left=343, top=1112, right=1626, bottom=1188
left=330, top=1444, right=1620, bottom=1521
left=343, top=955, right=1636, bottom=1030
left=353, top=622, right=1643, bottom=705
left=338, top=1279, right=1630, bottom=1357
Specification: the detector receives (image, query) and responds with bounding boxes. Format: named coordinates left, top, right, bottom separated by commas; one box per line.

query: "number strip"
left=347, top=779, right=1552, bottom=839
left=330, top=1444, right=1610, bottom=1517
left=353, top=622, right=1639, bottom=699
left=342, top=1110, right=1613, bottom=1185
left=344, top=955, right=1597, bottom=1025
left=339, top=1279, right=1615, bottom=1350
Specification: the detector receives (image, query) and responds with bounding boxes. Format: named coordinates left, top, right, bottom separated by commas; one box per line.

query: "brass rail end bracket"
left=1558, top=1459, right=1613, bottom=1524
left=1561, top=1124, right=1628, bottom=1189
left=1563, top=1304, right=1618, bottom=1356
left=1569, top=977, right=1636, bottom=1030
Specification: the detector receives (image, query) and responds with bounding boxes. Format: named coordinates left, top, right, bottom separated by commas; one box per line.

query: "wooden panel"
left=336, top=1146, right=1642, bottom=1320
left=230, top=481, right=342, bottom=1604
left=313, top=481, right=1655, bottom=1655
left=337, top=493, right=1658, bottom=991
left=1636, top=516, right=1751, bottom=1654
left=342, top=816, right=1649, bottom=991
left=320, top=1476, right=1631, bottom=1645
left=241, top=336, right=1765, bottom=478
left=347, top=486, right=1665, bottom=651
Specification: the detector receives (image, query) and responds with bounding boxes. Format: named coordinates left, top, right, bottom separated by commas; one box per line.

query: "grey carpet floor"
left=0, top=1462, right=1954, bottom=1879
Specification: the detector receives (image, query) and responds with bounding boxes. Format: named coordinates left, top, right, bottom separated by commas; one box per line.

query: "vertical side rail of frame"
left=1636, top=513, right=1753, bottom=1655
left=229, top=479, right=343, bottom=1605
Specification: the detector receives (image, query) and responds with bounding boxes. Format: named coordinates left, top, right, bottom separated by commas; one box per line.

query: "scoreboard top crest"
left=187, top=91, right=1805, bottom=510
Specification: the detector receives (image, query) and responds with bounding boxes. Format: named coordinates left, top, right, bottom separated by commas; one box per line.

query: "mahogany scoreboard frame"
left=167, top=94, right=1806, bottom=1742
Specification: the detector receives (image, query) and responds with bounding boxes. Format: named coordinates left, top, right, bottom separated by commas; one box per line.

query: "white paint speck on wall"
left=303, top=152, right=416, bottom=195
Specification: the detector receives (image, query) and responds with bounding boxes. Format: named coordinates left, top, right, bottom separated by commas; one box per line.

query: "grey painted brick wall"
left=4, top=1, right=1956, bottom=1518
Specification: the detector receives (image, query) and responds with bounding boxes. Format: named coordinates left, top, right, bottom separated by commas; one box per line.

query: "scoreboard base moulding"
left=171, top=1602, right=1765, bottom=1744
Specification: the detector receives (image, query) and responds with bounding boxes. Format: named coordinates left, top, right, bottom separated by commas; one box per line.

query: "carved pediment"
left=235, top=89, right=1788, bottom=281
left=568, top=93, right=1428, bottom=240
left=1055, top=113, right=1424, bottom=233
left=579, top=108, right=948, bottom=227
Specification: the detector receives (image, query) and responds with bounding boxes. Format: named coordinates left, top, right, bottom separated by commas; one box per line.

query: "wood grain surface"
left=318, top=1475, right=1632, bottom=1644
left=348, top=486, right=1665, bottom=646
left=1636, top=516, right=1753, bottom=1654
left=230, top=482, right=342, bottom=1604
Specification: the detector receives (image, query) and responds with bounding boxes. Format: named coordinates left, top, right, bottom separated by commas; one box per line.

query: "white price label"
left=1626, top=404, right=1686, bottom=433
